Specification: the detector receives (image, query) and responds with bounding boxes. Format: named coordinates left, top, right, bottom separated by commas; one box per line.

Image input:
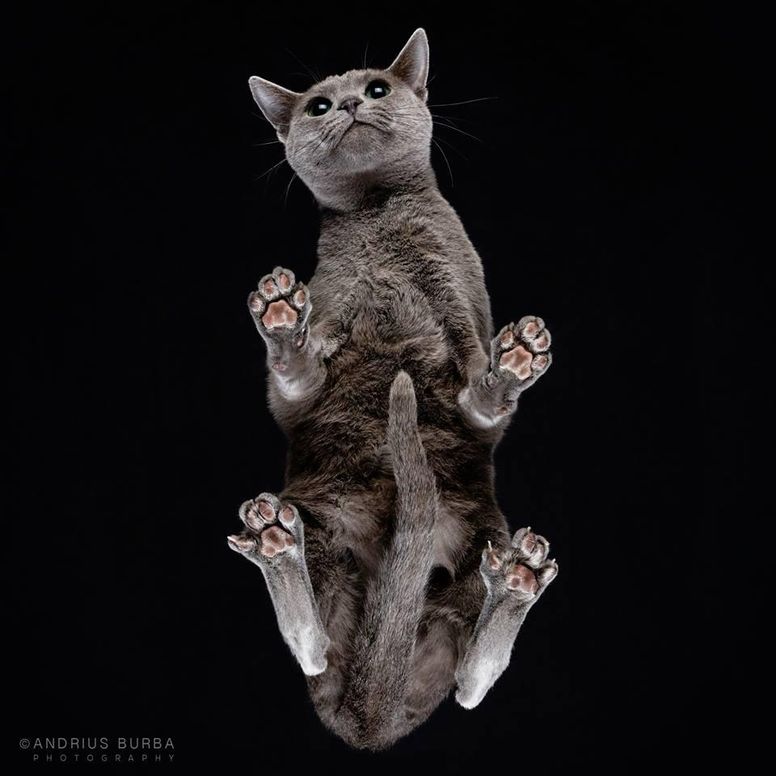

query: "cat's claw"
left=247, top=266, right=312, bottom=364
left=480, top=527, right=558, bottom=602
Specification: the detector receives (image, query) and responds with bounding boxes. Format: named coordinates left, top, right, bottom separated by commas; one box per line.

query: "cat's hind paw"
left=228, top=493, right=303, bottom=561
left=481, top=527, right=558, bottom=603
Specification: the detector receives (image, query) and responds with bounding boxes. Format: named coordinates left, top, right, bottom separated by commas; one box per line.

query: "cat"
left=227, top=28, right=558, bottom=750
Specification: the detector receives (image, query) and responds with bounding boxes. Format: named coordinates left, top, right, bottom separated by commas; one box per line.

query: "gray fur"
left=229, top=28, right=558, bottom=750
left=338, top=371, right=438, bottom=743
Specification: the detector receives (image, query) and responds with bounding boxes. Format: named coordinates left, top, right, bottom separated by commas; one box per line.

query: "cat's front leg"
left=455, top=527, right=558, bottom=709
left=247, top=266, right=326, bottom=401
left=458, top=316, right=552, bottom=428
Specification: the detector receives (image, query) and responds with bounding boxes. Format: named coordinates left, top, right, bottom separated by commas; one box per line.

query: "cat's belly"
left=284, top=276, right=489, bottom=570
left=347, top=277, right=451, bottom=361
left=284, top=341, right=489, bottom=575
left=288, top=348, right=462, bottom=476
left=295, top=478, right=470, bottom=577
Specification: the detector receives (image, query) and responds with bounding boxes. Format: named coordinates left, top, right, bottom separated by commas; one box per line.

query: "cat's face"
left=285, top=67, right=431, bottom=177
left=249, top=29, right=432, bottom=206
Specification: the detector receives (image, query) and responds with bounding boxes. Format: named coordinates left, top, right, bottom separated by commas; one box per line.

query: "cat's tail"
left=341, top=370, right=438, bottom=750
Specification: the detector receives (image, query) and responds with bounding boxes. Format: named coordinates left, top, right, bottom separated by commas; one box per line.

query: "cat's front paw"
left=481, top=527, right=558, bottom=603
left=492, top=316, right=551, bottom=386
left=458, top=315, right=553, bottom=428
left=247, top=266, right=311, bottom=370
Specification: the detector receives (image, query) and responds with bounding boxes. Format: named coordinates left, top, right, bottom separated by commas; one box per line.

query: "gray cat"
left=227, top=28, right=558, bottom=750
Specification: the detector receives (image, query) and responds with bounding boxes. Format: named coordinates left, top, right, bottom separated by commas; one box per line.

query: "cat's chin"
left=331, top=131, right=390, bottom=171
left=336, top=122, right=381, bottom=151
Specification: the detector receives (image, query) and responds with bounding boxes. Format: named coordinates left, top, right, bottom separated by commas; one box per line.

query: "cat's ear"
left=388, top=28, right=429, bottom=101
left=249, top=76, right=302, bottom=142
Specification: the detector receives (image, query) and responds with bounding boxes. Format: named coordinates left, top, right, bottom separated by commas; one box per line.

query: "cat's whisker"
left=296, top=122, right=340, bottom=163
left=429, top=96, right=498, bottom=108
left=288, top=71, right=318, bottom=82
left=433, top=134, right=468, bottom=161
left=284, top=47, right=321, bottom=83
left=253, top=156, right=288, bottom=182
left=430, top=112, right=480, bottom=126
left=292, top=126, right=339, bottom=155
left=431, top=137, right=454, bottom=187
left=432, top=120, right=483, bottom=143
left=284, top=173, right=298, bottom=208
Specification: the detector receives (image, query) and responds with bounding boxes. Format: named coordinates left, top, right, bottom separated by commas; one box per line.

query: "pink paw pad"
left=260, top=525, right=296, bottom=557
left=229, top=495, right=302, bottom=560
left=505, top=564, right=539, bottom=594
left=494, top=316, right=553, bottom=382
left=227, top=534, right=257, bottom=553
left=248, top=292, right=265, bottom=313
left=500, top=345, right=533, bottom=380
left=278, top=506, right=297, bottom=526
left=261, top=300, right=298, bottom=329
left=257, top=499, right=277, bottom=523
left=482, top=527, right=558, bottom=599
left=248, top=266, right=309, bottom=340
left=485, top=543, right=503, bottom=570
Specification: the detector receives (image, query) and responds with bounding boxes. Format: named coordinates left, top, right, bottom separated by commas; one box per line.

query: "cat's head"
left=249, top=29, right=432, bottom=207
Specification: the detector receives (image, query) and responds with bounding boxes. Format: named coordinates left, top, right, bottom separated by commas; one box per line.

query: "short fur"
left=228, top=29, right=558, bottom=750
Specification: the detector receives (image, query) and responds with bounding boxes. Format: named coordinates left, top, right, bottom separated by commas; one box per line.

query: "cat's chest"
left=319, top=209, right=442, bottom=282
left=316, top=217, right=452, bottom=349
left=351, top=267, right=441, bottom=340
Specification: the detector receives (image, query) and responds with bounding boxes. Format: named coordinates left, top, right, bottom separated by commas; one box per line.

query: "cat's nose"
left=338, top=97, right=363, bottom=116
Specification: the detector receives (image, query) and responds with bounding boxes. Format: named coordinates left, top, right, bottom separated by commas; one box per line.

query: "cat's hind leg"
left=227, top=493, right=330, bottom=676
left=247, top=266, right=326, bottom=401
left=458, top=316, right=552, bottom=428
left=454, top=527, right=558, bottom=709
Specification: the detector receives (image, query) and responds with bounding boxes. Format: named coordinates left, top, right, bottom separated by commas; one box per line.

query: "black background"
left=7, top=1, right=761, bottom=771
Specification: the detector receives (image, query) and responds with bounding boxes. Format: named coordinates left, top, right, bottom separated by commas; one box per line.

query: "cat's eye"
left=306, top=97, right=332, bottom=117
left=365, top=80, right=391, bottom=99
